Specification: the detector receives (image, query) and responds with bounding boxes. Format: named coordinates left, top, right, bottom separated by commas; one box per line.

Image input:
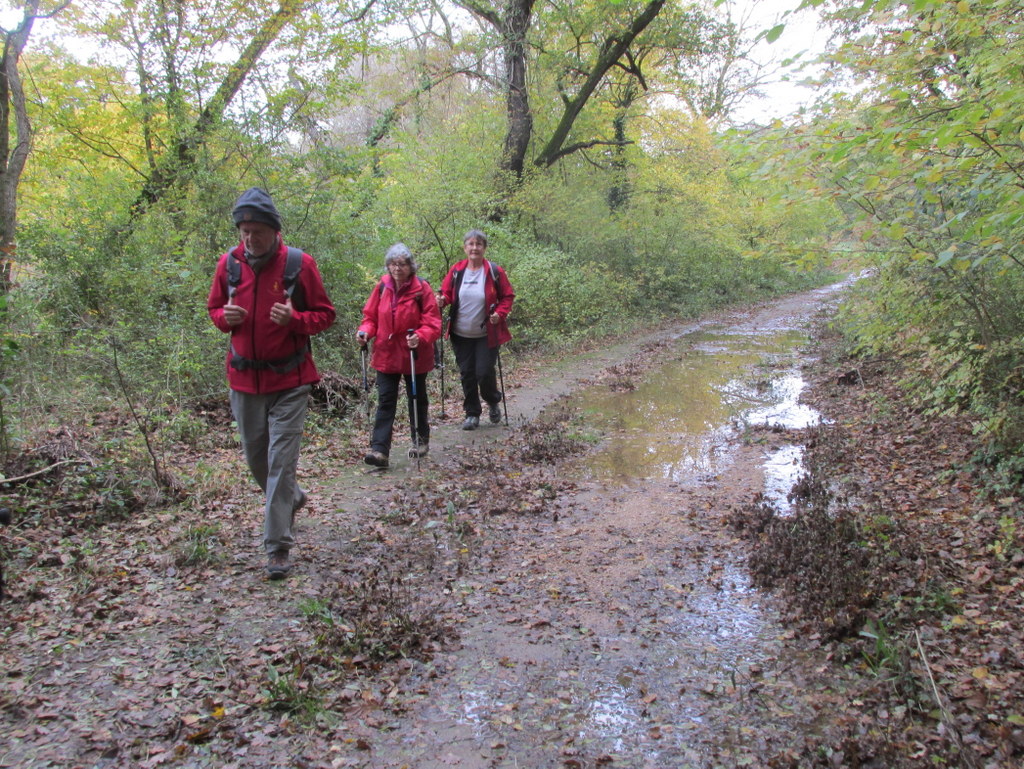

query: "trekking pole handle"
left=407, top=332, right=418, bottom=399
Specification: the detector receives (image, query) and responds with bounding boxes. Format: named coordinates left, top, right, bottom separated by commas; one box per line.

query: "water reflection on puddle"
left=584, top=685, right=637, bottom=752
left=568, top=326, right=823, bottom=490
left=745, top=372, right=823, bottom=430
left=763, top=444, right=805, bottom=514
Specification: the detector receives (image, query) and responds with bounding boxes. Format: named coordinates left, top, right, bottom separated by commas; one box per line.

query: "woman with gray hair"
left=357, top=243, right=442, bottom=468
left=438, top=229, right=515, bottom=430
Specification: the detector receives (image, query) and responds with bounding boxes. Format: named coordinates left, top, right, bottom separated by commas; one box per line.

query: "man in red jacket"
left=207, top=188, right=336, bottom=579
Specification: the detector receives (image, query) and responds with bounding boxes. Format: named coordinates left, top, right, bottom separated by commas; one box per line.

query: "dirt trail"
left=0, top=285, right=844, bottom=769
left=312, top=284, right=846, bottom=768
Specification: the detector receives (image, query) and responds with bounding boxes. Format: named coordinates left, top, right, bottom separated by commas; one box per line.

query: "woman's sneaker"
left=408, top=442, right=429, bottom=458
left=462, top=416, right=479, bottom=430
left=488, top=402, right=502, bottom=424
left=364, top=450, right=389, bottom=468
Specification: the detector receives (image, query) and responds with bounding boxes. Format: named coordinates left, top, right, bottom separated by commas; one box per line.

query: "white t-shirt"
left=453, top=266, right=487, bottom=338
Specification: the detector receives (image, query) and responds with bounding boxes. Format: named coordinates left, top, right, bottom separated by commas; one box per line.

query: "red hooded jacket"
left=439, top=259, right=514, bottom=347
left=207, top=238, right=336, bottom=394
left=358, top=275, right=442, bottom=375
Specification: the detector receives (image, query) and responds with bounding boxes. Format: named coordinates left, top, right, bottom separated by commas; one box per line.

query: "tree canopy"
left=5, top=0, right=1023, bottom=491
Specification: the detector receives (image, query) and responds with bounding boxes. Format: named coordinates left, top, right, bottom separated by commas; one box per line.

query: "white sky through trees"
left=729, top=0, right=827, bottom=122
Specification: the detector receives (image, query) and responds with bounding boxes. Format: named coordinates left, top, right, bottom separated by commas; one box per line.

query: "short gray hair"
left=384, top=242, right=418, bottom=274
left=463, top=229, right=488, bottom=246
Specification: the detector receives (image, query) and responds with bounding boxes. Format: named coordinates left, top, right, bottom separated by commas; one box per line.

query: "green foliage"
left=174, top=523, right=224, bottom=567
left=758, top=0, right=1024, bottom=493
left=370, top=109, right=506, bottom=270
left=263, top=658, right=323, bottom=719
left=0, top=293, right=19, bottom=458
left=1, top=0, right=839, bottom=482
left=858, top=618, right=904, bottom=679
left=493, top=237, right=629, bottom=348
left=834, top=258, right=1024, bottom=491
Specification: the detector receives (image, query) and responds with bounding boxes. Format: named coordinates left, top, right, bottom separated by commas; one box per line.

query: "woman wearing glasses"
left=357, top=243, right=442, bottom=468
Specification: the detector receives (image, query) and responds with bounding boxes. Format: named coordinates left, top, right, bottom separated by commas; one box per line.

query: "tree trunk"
left=500, top=0, right=534, bottom=178
left=0, top=0, right=43, bottom=293
left=129, top=0, right=306, bottom=219
left=455, top=0, right=535, bottom=180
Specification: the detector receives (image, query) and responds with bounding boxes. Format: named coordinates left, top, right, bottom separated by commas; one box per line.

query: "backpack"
left=224, top=247, right=309, bottom=373
left=452, top=261, right=502, bottom=297
left=377, top=276, right=428, bottom=305
left=226, top=246, right=305, bottom=310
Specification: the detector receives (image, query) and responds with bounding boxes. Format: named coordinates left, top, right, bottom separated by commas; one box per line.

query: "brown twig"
left=0, top=458, right=77, bottom=485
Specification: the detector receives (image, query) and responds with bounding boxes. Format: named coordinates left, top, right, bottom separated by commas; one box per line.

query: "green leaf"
left=935, top=247, right=957, bottom=267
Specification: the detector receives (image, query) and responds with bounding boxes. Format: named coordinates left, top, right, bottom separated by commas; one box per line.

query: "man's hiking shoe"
left=462, top=416, right=479, bottom=431
left=488, top=402, right=502, bottom=424
left=267, top=550, right=291, bottom=580
left=408, top=442, right=429, bottom=459
left=364, top=450, right=389, bottom=468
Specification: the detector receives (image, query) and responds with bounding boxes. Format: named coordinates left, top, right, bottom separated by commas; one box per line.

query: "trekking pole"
left=489, top=303, right=509, bottom=426
left=495, top=346, right=509, bottom=426
left=436, top=319, right=448, bottom=419
left=430, top=240, right=452, bottom=420
left=359, top=337, right=371, bottom=424
left=407, top=330, right=421, bottom=470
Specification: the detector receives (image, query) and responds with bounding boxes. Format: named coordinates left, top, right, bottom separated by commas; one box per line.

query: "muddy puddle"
left=374, top=286, right=846, bottom=768
left=568, top=323, right=824, bottom=505
left=490, top=307, right=831, bottom=764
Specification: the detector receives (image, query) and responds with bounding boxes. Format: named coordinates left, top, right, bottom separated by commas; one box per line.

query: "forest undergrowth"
left=731, top=321, right=1024, bottom=768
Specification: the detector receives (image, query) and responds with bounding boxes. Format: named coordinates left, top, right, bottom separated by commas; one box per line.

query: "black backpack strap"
left=223, top=247, right=310, bottom=373
left=225, top=253, right=241, bottom=297
left=488, top=261, right=503, bottom=302
left=226, top=247, right=304, bottom=304
left=283, top=247, right=303, bottom=301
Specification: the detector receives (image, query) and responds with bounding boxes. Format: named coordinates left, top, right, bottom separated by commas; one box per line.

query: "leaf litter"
left=1, top=285, right=1021, bottom=767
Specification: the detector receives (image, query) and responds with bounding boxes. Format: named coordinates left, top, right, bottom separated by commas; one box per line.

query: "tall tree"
left=51, top=0, right=384, bottom=222
left=0, top=0, right=70, bottom=291
left=454, top=0, right=536, bottom=177
left=127, top=0, right=307, bottom=218
left=533, top=0, right=665, bottom=167
left=454, top=0, right=669, bottom=178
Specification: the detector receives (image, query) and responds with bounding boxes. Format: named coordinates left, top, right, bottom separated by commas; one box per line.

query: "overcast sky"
left=734, top=0, right=828, bottom=122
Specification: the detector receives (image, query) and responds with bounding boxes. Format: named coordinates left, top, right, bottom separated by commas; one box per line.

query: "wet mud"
left=353, top=283, right=849, bottom=768
left=0, top=284, right=849, bottom=769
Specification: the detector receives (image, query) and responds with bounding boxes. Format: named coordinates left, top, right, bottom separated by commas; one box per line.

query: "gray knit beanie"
left=232, top=187, right=282, bottom=231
